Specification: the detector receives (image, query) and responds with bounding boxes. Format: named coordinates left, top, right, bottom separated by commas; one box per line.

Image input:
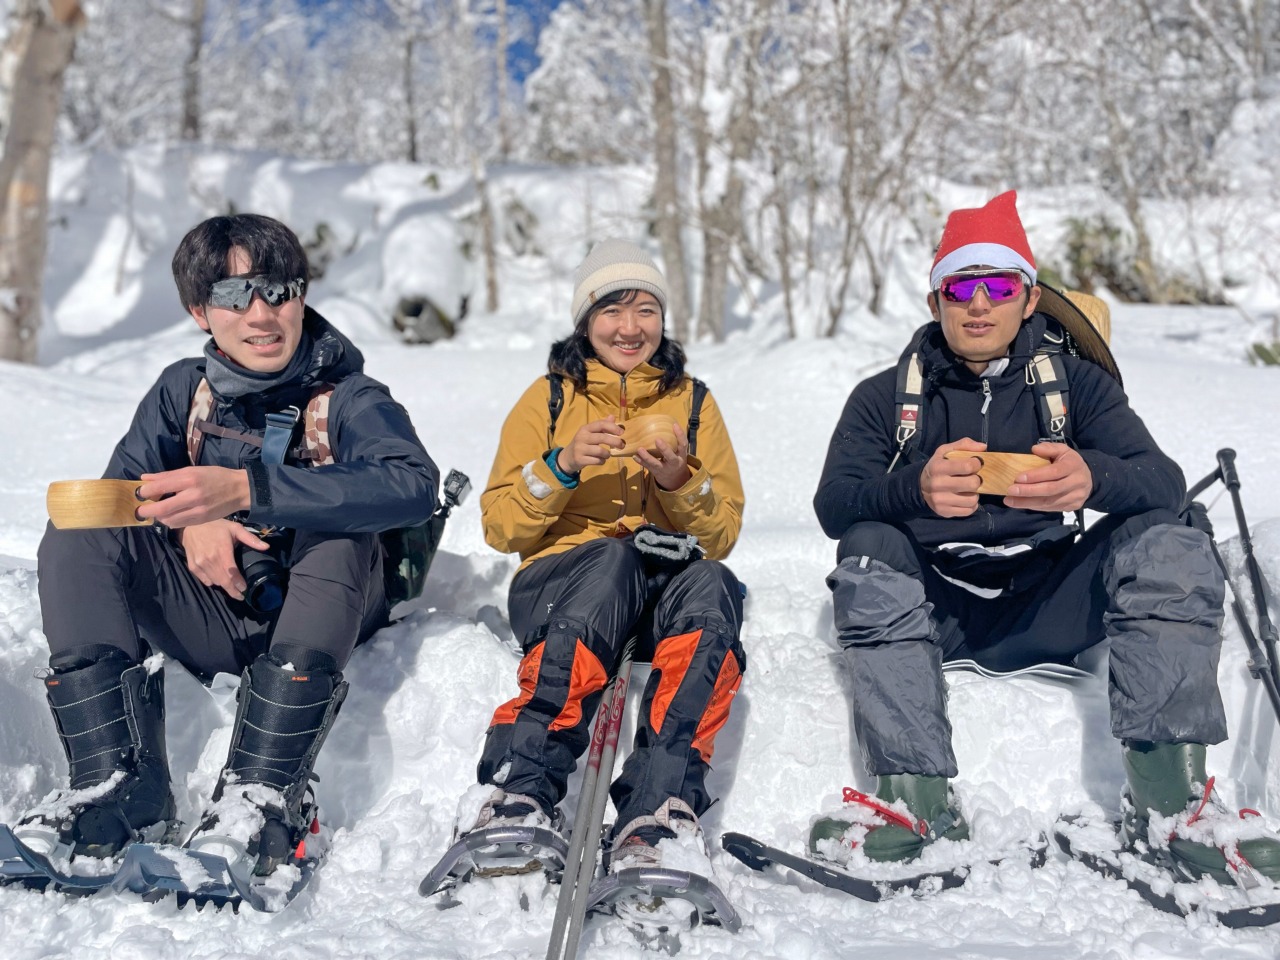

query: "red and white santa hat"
left=929, top=190, right=1037, bottom=289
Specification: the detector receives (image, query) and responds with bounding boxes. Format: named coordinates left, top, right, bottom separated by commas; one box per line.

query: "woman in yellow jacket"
left=457, top=239, right=746, bottom=921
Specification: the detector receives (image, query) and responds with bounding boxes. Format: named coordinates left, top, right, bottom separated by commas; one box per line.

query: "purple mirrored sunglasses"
left=937, top=270, right=1027, bottom=303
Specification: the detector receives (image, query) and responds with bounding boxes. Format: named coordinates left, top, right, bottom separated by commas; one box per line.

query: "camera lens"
left=239, top=547, right=286, bottom=613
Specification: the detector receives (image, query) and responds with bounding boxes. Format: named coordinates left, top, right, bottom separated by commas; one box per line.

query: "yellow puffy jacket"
left=481, top=359, right=744, bottom=571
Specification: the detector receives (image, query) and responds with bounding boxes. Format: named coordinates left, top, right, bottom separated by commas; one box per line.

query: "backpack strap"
left=186, top=378, right=336, bottom=467
left=888, top=350, right=926, bottom=474
left=687, top=378, right=708, bottom=456
left=546, top=373, right=565, bottom=448
left=1025, top=326, right=1070, bottom=443
left=298, top=388, right=336, bottom=465
left=186, top=378, right=215, bottom=465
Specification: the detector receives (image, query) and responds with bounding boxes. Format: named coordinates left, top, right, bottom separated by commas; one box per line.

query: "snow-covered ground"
left=2, top=150, right=1280, bottom=957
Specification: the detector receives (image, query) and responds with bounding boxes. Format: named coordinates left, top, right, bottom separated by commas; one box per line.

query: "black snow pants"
left=827, top=508, right=1228, bottom=777
left=477, top=537, right=746, bottom=834
left=38, top=522, right=388, bottom=680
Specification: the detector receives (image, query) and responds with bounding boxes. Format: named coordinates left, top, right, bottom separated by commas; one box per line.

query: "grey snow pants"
left=828, top=509, right=1228, bottom=777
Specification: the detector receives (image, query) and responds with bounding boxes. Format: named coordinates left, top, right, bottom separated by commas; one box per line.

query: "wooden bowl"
left=47, top=479, right=155, bottom=529
left=942, top=451, right=1050, bottom=496
left=610, top=414, right=679, bottom=458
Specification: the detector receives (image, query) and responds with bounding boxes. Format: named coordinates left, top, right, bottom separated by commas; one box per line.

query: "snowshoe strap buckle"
left=1172, top=775, right=1264, bottom=890
left=840, top=787, right=926, bottom=837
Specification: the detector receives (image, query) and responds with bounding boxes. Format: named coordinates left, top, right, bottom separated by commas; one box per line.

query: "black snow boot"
left=17, top=647, right=175, bottom=859
left=187, top=650, right=347, bottom=876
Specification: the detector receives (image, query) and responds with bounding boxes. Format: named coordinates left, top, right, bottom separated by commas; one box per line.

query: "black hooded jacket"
left=813, top=313, right=1184, bottom=550
left=104, top=307, right=439, bottom=533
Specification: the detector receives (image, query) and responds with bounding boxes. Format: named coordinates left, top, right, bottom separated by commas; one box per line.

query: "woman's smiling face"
left=587, top=290, right=663, bottom=375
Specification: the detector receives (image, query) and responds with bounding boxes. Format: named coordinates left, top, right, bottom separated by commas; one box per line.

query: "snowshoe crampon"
left=418, top=824, right=569, bottom=902
left=114, top=807, right=326, bottom=913
left=1054, top=813, right=1280, bottom=928
left=0, top=823, right=122, bottom=894
left=721, top=830, right=1046, bottom=902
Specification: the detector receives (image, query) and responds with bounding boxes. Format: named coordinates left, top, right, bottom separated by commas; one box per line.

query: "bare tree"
left=0, top=0, right=87, bottom=363
left=644, top=0, right=692, bottom=341
left=689, top=3, right=764, bottom=341
left=495, top=0, right=511, bottom=159
left=150, top=0, right=208, bottom=141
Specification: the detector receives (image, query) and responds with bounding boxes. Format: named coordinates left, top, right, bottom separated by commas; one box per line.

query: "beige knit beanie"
left=570, top=239, right=669, bottom=326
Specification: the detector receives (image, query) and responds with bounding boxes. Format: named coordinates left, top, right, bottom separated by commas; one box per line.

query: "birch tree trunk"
left=180, top=0, right=206, bottom=140
left=495, top=0, right=511, bottom=160
left=0, top=0, right=85, bottom=363
left=643, top=0, right=691, bottom=341
left=473, top=155, right=499, bottom=312
left=404, top=35, right=419, bottom=163
left=695, top=21, right=759, bottom=342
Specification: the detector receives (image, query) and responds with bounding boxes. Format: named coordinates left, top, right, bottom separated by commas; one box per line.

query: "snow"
left=3, top=149, right=1280, bottom=957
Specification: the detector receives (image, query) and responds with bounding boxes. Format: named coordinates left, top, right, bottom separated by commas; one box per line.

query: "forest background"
left=1, top=0, right=1279, bottom=365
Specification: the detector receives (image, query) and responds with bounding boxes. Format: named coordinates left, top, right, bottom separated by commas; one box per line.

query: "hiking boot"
left=1122, top=740, right=1280, bottom=886
left=605, top=797, right=712, bottom=931
left=451, top=785, right=563, bottom=877
left=809, top=775, right=969, bottom=865
left=16, top=648, right=175, bottom=860
left=187, top=652, right=346, bottom=877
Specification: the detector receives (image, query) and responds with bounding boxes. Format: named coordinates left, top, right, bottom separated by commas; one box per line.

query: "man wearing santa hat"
left=807, top=191, right=1280, bottom=885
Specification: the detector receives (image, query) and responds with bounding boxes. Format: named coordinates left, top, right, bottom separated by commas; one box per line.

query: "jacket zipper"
left=980, top=379, right=992, bottom=445
left=619, top=374, right=635, bottom=526
left=979, top=378, right=994, bottom=533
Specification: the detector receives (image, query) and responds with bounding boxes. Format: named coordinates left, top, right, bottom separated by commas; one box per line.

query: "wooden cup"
left=610, top=414, right=680, bottom=458
left=942, top=451, right=1050, bottom=496
left=47, top=479, right=155, bottom=529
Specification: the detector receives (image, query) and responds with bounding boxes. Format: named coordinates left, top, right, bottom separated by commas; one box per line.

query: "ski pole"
left=1216, top=449, right=1280, bottom=692
left=1183, top=449, right=1280, bottom=724
left=545, top=635, right=637, bottom=960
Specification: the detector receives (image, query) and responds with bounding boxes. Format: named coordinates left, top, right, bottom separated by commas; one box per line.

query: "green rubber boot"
left=809, top=775, right=969, bottom=864
left=1122, top=740, right=1280, bottom=885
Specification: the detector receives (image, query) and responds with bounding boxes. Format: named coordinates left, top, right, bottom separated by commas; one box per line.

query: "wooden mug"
left=610, top=414, right=680, bottom=458
left=47, top=479, right=155, bottom=529
left=942, top=451, right=1050, bottom=496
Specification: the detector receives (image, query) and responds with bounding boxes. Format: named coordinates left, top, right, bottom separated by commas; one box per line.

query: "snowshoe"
left=723, top=828, right=1046, bottom=903
left=116, top=787, right=328, bottom=913
left=1055, top=808, right=1280, bottom=928
left=418, top=824, right=570, bottom=903
left=420, top=786, right=569, bottom=902
left=588, top=797, right=741, bottom=947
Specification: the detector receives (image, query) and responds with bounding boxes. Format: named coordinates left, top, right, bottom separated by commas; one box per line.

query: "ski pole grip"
left=1217, top=448, right=1240, bottom=491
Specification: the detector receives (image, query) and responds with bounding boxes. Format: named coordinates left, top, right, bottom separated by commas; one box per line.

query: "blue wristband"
left=546, top=448, right=580, bottom=488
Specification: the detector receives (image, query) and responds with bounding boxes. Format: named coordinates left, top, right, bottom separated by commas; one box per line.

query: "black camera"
left=238, top=545, right=286, bottom=613
left=439, top=468, right=472, bottom=517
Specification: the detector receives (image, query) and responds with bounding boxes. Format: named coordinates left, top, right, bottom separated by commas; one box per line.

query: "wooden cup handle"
left=47, top=479, right=156, bottom=529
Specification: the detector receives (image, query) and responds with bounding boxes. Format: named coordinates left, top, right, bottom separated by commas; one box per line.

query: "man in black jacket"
left=19, top=214, right=439, bottom=877
left=810, top=191, right=1279, bottom=884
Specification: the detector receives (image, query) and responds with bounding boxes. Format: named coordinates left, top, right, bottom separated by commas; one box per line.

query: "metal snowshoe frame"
left=418, top=824, right=570, bottom=900
left=1183, top=448, right=1280, bottom=724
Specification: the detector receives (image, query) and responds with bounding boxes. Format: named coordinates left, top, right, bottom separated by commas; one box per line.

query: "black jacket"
left=813, top=313, right=1184, bottom=549
left=105, top=307, right=439, bottom=533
